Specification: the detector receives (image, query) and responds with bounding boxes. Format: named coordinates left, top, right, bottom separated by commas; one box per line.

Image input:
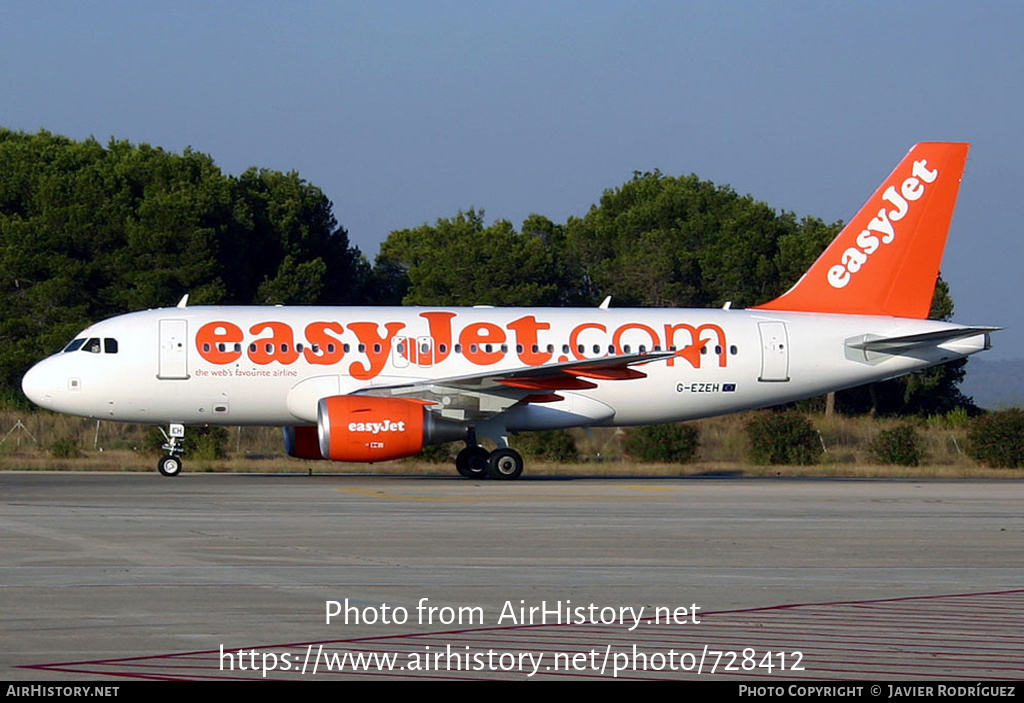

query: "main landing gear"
left=454, top=429, right=524, bottom=480
left=157, top=423, right=185, bottom=477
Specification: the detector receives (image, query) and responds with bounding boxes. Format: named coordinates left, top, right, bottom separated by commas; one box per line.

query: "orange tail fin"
left=753, top=142, right=970, bottom=319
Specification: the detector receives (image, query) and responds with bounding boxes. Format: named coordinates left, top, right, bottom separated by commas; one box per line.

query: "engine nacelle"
left=317, top=396, right=465, bottom=462
left=283, top=425, right=324, bottom=460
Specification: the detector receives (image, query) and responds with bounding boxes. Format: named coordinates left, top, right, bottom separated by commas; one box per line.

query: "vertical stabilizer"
left=753, top=142, right=969, bottom=319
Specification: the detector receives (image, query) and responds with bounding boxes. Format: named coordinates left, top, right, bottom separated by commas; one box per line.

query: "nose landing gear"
left=157, top=423, right=186, bottom=477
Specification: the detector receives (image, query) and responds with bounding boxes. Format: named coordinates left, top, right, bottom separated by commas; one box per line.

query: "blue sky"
left=3, top=1, right=1022, bottom=359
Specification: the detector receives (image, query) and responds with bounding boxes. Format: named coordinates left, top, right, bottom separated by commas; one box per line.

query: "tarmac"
left=2, top=472, right=1022, bottom=680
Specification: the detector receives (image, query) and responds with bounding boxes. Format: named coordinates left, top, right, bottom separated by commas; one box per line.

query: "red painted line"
left=21, top=588, right=1024, bottom=680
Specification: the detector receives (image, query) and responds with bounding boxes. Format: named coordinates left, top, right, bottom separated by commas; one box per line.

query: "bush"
left=622, top=423, right=699, bottom=463
left=417, top=442, right=457, bottom=464
left=51, top=435, right=83, bottom=459
left=871, top=424, right=922, bottom=466
left=746, top=412, right=821, bottom=465
left=967, top=409, right=1024, bottom=468
left=515, top=430, right=579, bottom=463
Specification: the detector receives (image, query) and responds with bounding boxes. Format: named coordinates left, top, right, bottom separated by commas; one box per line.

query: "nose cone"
left=21, top=359, right=55, bottom=410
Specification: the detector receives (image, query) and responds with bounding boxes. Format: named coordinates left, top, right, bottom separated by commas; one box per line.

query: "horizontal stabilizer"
left=846, top=327, right=1000, bottom=353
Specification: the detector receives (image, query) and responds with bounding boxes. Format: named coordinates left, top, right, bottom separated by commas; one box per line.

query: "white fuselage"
left=21, top=305, right=989, bottom=431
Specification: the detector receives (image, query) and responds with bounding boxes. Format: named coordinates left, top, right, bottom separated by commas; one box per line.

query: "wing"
left=354, top=349, right=681, bottom=421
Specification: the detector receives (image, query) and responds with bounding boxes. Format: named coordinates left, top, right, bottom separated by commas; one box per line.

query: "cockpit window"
left=83, top=338, right=102, bottom=354
left=63, top=338, right=86, bottom=353
left=104, top=338, right=118, bottom=354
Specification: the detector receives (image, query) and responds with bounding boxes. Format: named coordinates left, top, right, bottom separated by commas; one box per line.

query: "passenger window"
left=104, top=339, right=118, bottom=354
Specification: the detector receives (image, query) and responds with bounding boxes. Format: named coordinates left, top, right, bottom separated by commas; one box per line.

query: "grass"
left=0, top=408, right=1018, bottom=478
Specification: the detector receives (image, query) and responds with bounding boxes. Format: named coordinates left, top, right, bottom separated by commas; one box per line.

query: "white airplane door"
left=758, top=321, right=790, bottom=382
left=158, top=319, right=190, bottom=380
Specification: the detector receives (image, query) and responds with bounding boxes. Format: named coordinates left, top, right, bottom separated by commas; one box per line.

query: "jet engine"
left=317, top=395, right=465, bottom=462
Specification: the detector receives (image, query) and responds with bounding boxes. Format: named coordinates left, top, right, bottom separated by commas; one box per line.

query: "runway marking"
left=21, top=589, right=1024, bottom=680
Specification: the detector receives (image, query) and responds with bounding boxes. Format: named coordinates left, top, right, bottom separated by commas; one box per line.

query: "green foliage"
left=376, top=209, right=581, bottom=306
left=513, top=430, right=579, bottom=463
left=967, top=409, right=1024, bottom=468
left=417, top=442, right=456, bottom=464
left=927, top=406, right=971, bottom=429
left=870, top=424, right=923, bottom=466
left=746, top=412, right=822, bottom=465
left=0, top=128, right=370, bottom=395
left=561, top=171, right=834, bottom=308
left=622, top=423, right=699, bottom=463
left=50, top=435, right=83, bottom=458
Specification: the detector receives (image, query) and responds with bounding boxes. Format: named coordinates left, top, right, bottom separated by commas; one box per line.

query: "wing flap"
left=355, top=350, right=676, bottom=421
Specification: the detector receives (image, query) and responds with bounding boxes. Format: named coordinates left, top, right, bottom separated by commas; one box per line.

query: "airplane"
left=20, top=142, right=997, bottom=479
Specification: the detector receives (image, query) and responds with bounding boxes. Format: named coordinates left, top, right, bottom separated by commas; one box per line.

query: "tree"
left=0, top=128, right=370, bottom=398
left=375, top=209, right=582, bottom=306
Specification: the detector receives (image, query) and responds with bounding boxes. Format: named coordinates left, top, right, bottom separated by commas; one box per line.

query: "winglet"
left=753, top=143, right=970, bottom=319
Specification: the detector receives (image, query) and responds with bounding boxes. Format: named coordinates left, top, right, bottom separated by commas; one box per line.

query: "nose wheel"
left=158, top=454, right=183, bottom=477
left=157, top=423, right=186, bottom=477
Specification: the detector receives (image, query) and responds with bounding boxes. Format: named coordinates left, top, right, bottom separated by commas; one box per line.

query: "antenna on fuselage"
left=599, top=296, right=611, bottom=310
left=176, top=294, right=189, bottom=309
